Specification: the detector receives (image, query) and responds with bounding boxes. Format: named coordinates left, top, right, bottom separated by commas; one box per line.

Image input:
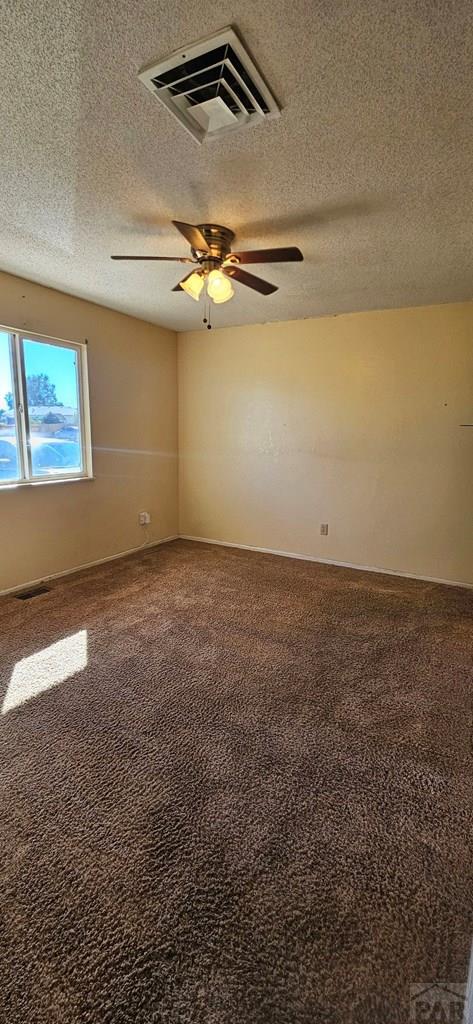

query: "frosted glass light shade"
left=181, top=272, right=204, bottom=301
left=207, top=269, right=234, bottom=304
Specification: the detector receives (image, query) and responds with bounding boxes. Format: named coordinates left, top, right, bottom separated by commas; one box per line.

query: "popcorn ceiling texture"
left=0, top=0, right=472, bottom=330
left=0, top=539, right=472, bottom=1023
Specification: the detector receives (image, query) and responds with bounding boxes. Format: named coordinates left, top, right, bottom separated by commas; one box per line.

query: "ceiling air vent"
left=139, top=26, right=280, bottom=144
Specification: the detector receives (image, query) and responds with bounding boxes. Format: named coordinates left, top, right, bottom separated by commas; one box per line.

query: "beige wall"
left=178, top=303, right=473, bottom=585
left=2, top=283, right=472, bottom=592
left=0, top=271, right=178, bottom=592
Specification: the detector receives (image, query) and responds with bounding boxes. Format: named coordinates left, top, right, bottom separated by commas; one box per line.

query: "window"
left=0, top=327, right=92, bottom=486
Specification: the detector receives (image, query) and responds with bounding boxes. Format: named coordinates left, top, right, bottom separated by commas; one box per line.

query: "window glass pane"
left=0, top=332, right=21, bottom=482
left=22, top=338, right=83, bottom=477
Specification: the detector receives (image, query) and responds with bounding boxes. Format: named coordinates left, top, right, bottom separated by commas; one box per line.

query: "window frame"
left=0, top=325, right=93, bottom=488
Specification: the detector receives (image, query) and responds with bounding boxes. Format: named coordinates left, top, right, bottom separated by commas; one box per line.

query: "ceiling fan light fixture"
left=180, top=271, right=204, bottom=301
left=112, top=219, right=303, bottom=306
left=207, top=269, right=234, bottom=304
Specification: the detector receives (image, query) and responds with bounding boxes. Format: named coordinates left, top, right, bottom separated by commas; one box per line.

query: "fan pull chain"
left=202, top=296, right=212, bottom=330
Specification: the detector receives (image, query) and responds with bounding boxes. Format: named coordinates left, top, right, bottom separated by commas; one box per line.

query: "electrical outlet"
left=320, top=523, right=329, bottom=536
left=139, top=511, right=151, bottom=526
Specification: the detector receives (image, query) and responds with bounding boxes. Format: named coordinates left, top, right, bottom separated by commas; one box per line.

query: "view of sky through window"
left=0, top=333, right=84, bottom=481
left=0, top=333, right=79, bottom=409
left=0, top=331, right=13, bottom=411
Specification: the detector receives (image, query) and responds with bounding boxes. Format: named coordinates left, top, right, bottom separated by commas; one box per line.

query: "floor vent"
left=139, top=26, right=280, bottom=143
left=15, top=585, right=50, bottom=601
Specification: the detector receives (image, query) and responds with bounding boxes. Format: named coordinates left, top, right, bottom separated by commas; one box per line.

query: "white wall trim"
left=3, top=532, right=471, bottom=597
left=179, top=535, right=473, bottom=590
left=0, top=535, right=179, bottom=597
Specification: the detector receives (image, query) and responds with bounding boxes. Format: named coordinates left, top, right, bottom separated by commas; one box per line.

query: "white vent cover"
left=139, top=26, right=280, bottom=144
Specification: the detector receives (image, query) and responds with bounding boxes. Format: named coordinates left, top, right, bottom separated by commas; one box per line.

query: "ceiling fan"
left=111, top=220, right=303, bottom=307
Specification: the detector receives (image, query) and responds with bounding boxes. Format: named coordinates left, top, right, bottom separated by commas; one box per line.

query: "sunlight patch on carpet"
left=2, top=630, right=88, bottom=714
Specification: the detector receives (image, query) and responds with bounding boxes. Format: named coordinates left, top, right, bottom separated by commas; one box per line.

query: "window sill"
left=0, top=475, right=94, bottom=491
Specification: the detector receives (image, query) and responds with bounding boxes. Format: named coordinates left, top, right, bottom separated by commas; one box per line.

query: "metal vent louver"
left=15, top=585, right=50, bottom=600
left=139, top=27, right=280, bottom=143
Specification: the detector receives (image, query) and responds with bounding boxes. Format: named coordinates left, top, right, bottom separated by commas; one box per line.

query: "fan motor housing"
left=192, top=224, right=235, bottom=263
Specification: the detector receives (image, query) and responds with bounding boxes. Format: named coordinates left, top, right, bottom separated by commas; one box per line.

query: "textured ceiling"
left=1, top=0, right=472, bottom=331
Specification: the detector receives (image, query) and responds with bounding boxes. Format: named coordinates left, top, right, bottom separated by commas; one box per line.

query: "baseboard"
left=3, top=532, right=471, bottom=596
left=0, top=535, right=179, bottom=597
left=179, top=535, right=473, bottom=590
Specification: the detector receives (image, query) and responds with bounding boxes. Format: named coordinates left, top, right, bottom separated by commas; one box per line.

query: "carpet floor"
left=0, top=539, right=472, bottom=1023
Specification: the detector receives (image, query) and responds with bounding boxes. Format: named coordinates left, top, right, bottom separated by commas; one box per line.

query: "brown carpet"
left=0, top=539, right=472, bottom=1023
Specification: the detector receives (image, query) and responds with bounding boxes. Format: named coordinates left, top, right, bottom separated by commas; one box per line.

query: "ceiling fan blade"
left=227, top=247, right=303, bottom=264
left=111, top=255, right=195, bottom=263
left=223, top=265, right=278, bottom=295
left=172, top=221, right=211, bottom=253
